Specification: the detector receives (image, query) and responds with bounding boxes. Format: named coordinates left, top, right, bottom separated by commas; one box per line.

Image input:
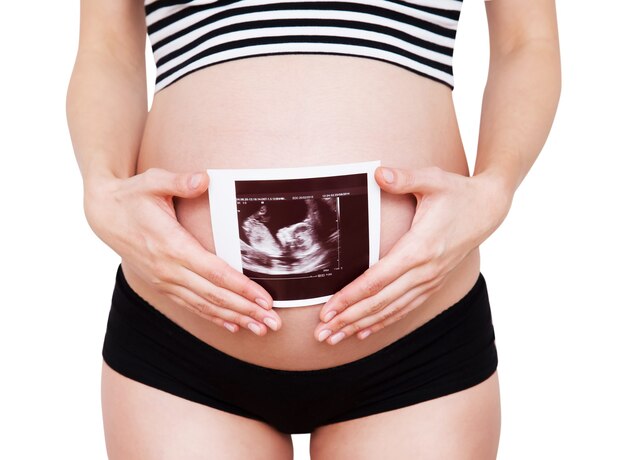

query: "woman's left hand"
left=313, top=165, right=513, bottom=345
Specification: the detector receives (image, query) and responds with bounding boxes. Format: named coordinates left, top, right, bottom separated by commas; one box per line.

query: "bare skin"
left=68, top=0, right=560, bottom=458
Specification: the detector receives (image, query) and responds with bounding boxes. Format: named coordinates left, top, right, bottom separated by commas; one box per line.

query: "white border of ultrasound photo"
left=207, top=160, right=381, bottom=308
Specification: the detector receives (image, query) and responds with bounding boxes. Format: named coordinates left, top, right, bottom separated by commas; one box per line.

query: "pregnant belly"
left=123, top=55, right=481, bottom=370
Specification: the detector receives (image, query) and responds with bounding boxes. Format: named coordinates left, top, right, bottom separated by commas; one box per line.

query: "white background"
left=1, top=0, right=624, bottom=458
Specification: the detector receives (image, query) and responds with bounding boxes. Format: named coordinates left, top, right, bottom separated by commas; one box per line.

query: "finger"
left=314, top=264, right=420, bottom=341
left=354, top=283, right=426, bottom=338
left=166, top=282, right=270, bottom=336
left=375, top=166, right=444, bottom=195
left=178, top=237, right=275, bottom=311
left=319, top=231, right=419, bottom=322
left=156, top=218, right=275, bottom=311
left=180, top=266, right=282, bottom=332
left=335, top=278, right=440, bottom=343
left=318, top=268, right=441, bottom=344
left=163, top=290, right=239, bottom=333
left=140, top=168, right=209, bottom=198
left=360, top=281, right=444, bottom=337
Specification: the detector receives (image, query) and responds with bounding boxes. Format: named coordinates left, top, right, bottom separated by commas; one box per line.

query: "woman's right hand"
left=83, top=168, right=281, bottom=336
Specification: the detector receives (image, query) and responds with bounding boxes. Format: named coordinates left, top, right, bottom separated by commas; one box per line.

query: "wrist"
left=83, top=169, right=119, bottom=200
left=470, top=170, right=515, bottom=233
left=82, top=168, right=125, bottom=219
left=472, top=168, right=517, bottom=203
left=78, top=152, right=135, bottom=193
left=81, top=157, right=134, bottom=195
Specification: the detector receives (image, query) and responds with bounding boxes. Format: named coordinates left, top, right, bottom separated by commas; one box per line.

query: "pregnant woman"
left=66, top=0, right=560, bottom=458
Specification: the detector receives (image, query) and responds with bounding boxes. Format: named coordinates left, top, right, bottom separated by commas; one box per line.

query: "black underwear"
left=102, top=265, right=498, bottom=434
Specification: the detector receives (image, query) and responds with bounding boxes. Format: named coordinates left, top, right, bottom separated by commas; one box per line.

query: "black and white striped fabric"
left=145, top=0, right=464, bottom=93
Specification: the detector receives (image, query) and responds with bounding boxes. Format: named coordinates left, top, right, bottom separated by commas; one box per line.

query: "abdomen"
left=124, top=54, right=480, bottom=370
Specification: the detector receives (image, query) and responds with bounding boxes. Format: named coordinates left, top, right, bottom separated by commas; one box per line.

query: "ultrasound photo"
left=207, top=161, right=380, bottom=306
left=235, top=174, right=370, bottom=303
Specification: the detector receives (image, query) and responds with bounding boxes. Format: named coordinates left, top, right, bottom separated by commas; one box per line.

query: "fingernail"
left=322, top=310, right=336, bottom=322
left=263, top=317, right=278, bottom=331
left=358, top=330, right=372, bottom=340
left=382, top=168, right=394, bottom=183
left=224, top=322, right=237, bottom=333
left=318, top=329, right=332, bottom=342
left=255, top=298, right=269, bottom=309
left=329, top=332, right=346, bottom=345
left=248, top=323, right=262, bottom=335
left=189, top=173, right=203, bottom=189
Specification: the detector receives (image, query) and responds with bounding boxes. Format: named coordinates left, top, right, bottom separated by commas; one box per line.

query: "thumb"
left=142, top=168, right=209, bottom=198
left=375, top=166, right=439, bottom=195
left=183, top=171, right=210, bottom=197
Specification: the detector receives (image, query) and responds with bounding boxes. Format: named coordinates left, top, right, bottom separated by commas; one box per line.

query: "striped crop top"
left=145, top=0, right=465, bottom=93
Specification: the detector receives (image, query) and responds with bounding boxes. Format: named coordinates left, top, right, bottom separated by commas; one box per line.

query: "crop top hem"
left=155, top=50, right=454, bottom=94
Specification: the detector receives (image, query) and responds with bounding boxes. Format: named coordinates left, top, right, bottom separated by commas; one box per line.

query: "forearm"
left=66, top=45, right=147, bottom=188
left=473, top=38, right=561, bottom=198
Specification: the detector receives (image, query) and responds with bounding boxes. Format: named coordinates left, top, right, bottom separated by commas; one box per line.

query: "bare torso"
left=122, top=54, right=481, bottom=370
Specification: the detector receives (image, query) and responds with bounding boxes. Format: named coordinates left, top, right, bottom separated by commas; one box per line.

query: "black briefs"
left=102, top=265, right=498, bottom=434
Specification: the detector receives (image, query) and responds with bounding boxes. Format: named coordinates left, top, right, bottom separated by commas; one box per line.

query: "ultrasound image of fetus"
left=239, top=198, right=339, bottom=275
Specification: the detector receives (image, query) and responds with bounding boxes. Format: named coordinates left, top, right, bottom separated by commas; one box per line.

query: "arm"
left=66, top=0, right=147, bottom=185
left=313, top=0, right=561, bottom=344
left=474, top=0, right=561, bottom=200
left=66, top=0, right=281, bottom=336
